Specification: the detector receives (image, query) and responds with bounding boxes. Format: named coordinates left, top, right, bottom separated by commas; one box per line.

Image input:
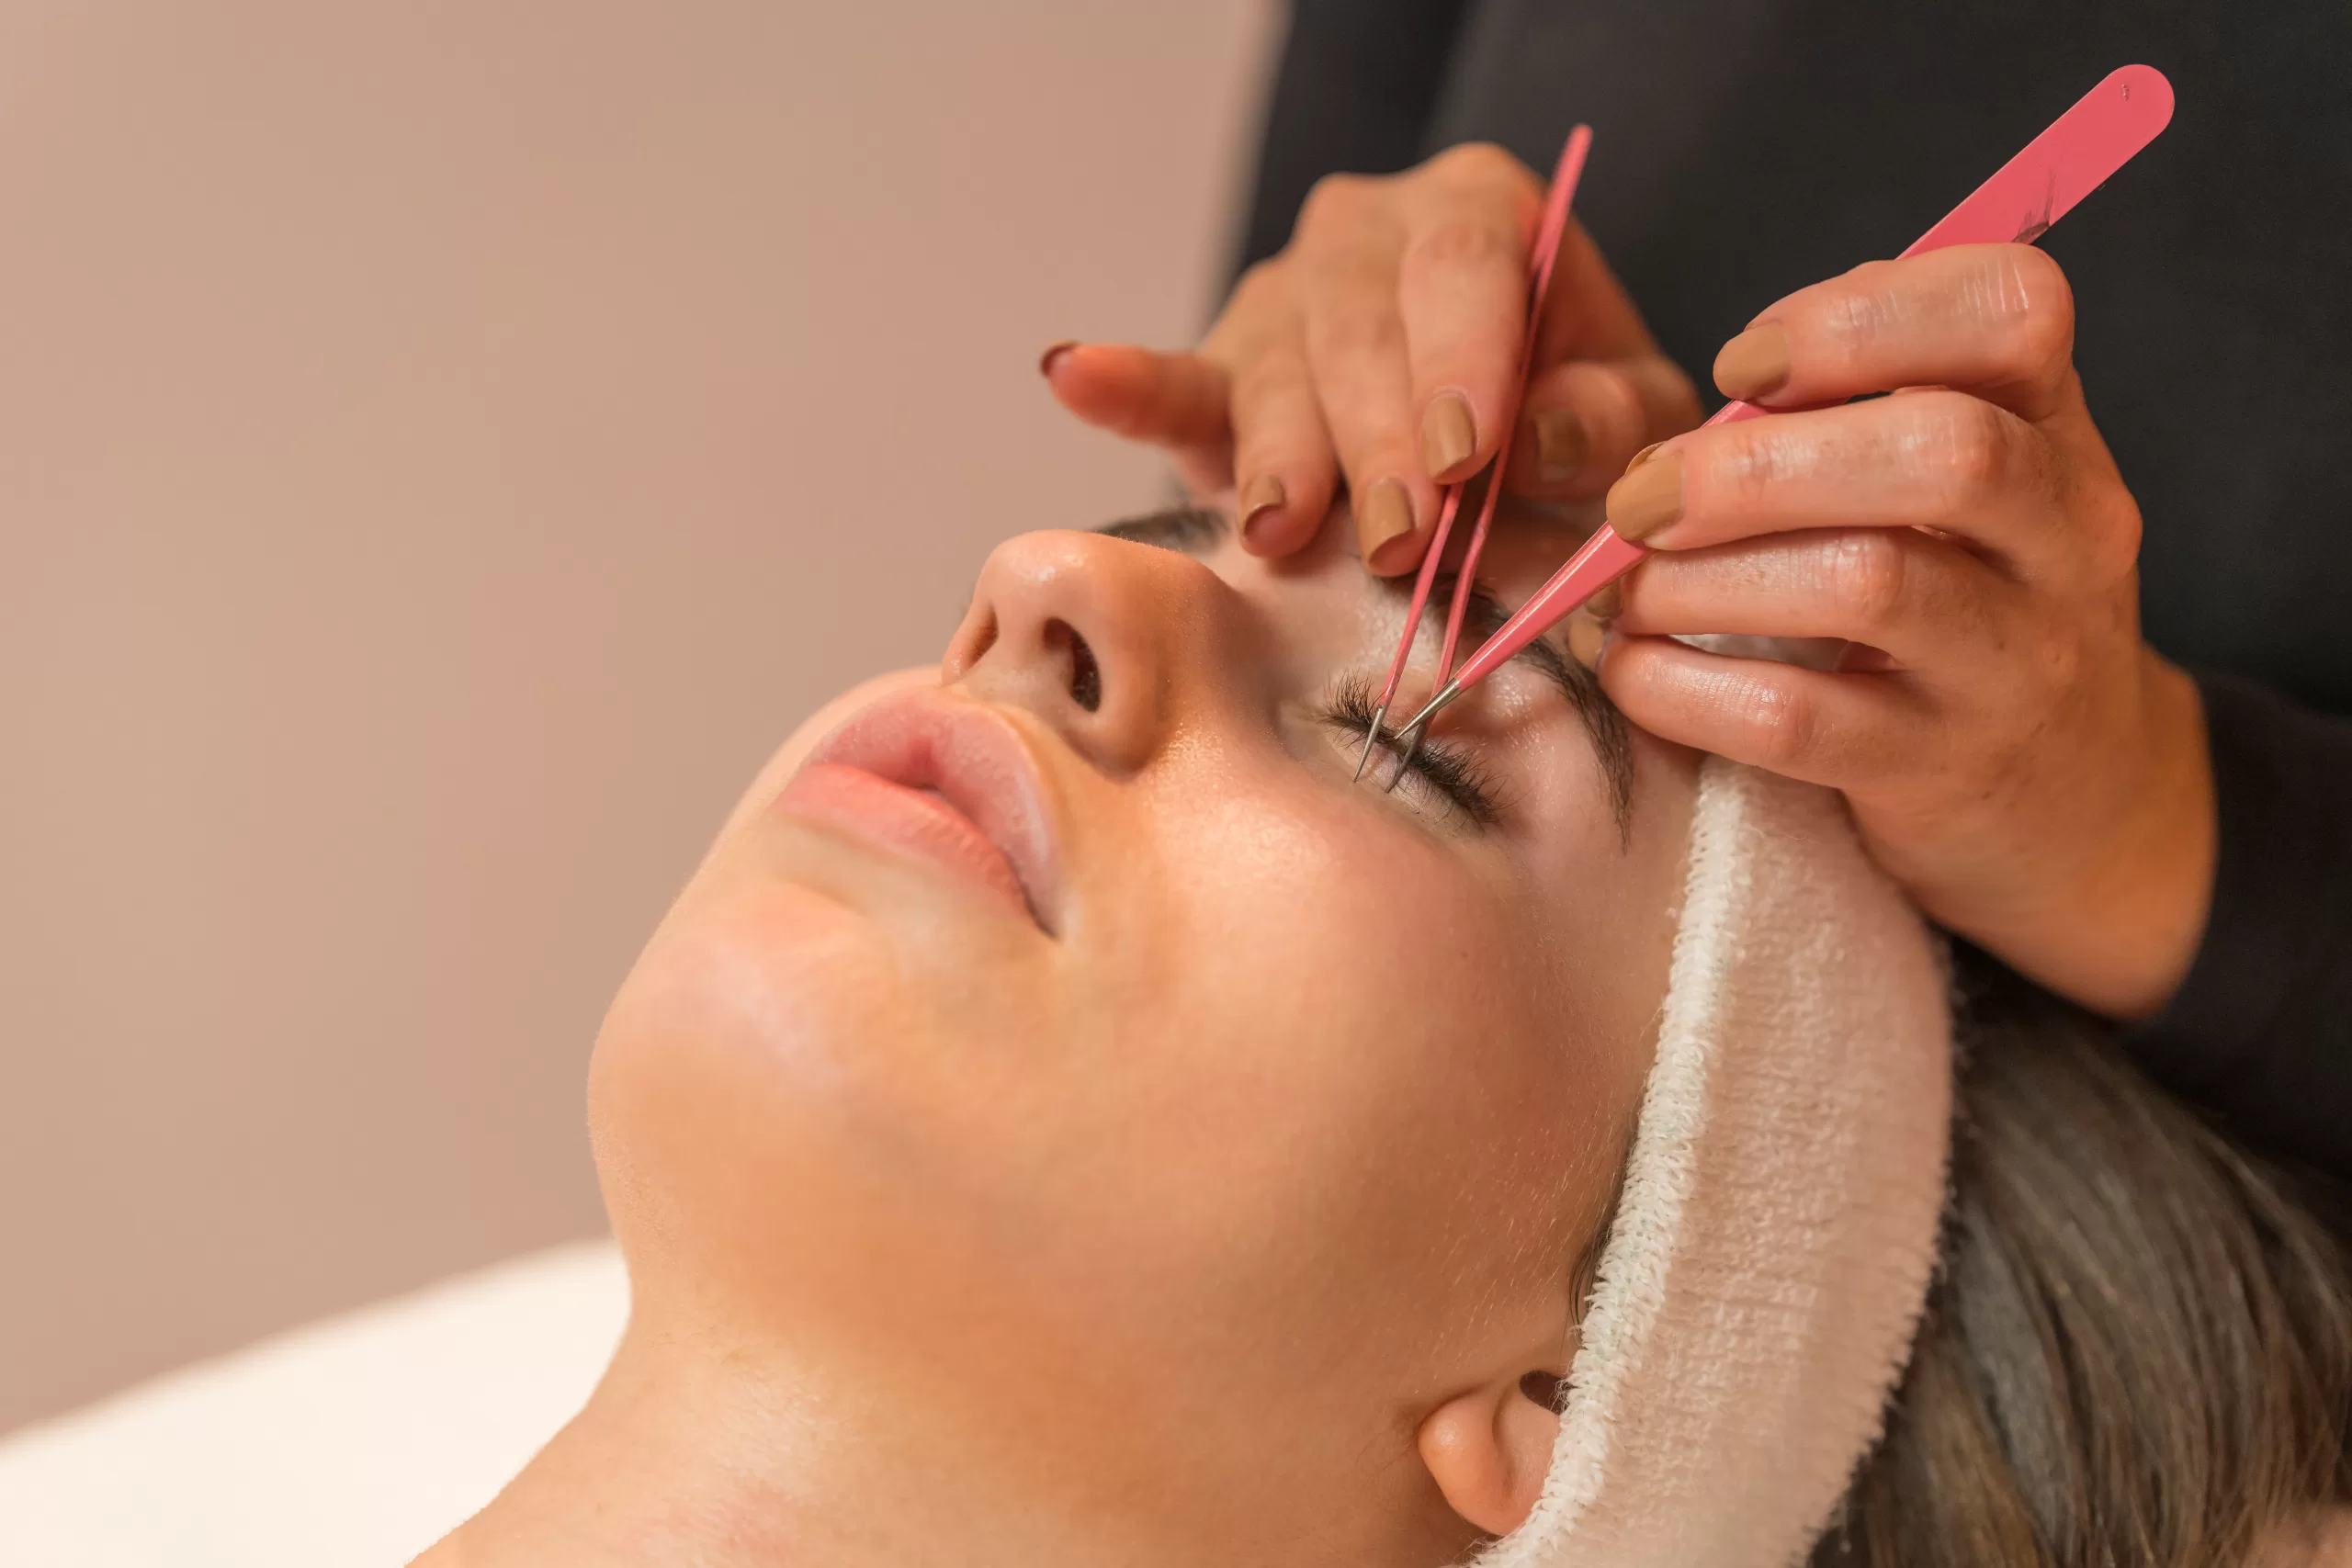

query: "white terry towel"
left=1487, top=757, right=1956, bottom=1568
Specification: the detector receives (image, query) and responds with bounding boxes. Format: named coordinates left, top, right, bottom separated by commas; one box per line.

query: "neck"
left=413, top=1310, right=1153, bottom=1568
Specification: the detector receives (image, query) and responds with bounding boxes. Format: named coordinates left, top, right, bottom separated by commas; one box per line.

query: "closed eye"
left=1316, top=674, right=1502, bottom=828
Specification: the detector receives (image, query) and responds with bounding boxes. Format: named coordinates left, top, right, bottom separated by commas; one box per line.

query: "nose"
left=942, top=530, right=1235, bottom=775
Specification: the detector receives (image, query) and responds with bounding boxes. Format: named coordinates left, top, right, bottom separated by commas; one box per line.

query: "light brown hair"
left=1816, top=953, right=2352, bottom=1567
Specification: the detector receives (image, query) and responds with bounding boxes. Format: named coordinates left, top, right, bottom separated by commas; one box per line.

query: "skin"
left=1041, top=144, right=1702, bottom=566
left=1046, top=147, right=2213, bottom=1021
left=415, top=504, right=1698, bottom=1568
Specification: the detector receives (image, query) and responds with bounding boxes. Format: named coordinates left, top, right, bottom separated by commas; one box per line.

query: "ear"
left=1416, top=1371, right=1565, bottom=1538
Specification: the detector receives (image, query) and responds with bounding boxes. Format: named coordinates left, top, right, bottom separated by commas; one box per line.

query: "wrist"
left=1890, top=651, right=2215, bottom=1021
left=2038, top=653, right=2216, bottom=1019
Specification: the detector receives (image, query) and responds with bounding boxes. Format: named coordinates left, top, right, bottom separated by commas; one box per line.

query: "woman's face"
left=589, top=502, right=1699, bottom=1551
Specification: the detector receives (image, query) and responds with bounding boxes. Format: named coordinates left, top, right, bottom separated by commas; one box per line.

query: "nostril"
left=1046, top=619, right=1102, bottom=712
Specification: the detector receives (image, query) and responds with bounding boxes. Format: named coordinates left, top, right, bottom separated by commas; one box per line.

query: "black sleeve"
left=2122, top=673, right=2352, bottom=1181
left=1229, top=0, right=1474, bottom=283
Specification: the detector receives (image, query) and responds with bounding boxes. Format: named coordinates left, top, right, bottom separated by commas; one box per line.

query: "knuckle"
left=1824, top=532, right=1910, bottom=636
left=1719, top=422, right=1798, bottom=507
left=1928, top=395, right=2018, bottom=505
left=1815, top=260, right=1901, bottom=352
left=2081, top=496, right=2144, bottom=583
left=1402, top=212, right=1520, bottom=273
left=1295, top=171, right=1374, bottom=237
left=1225, top=258, right=1287, bottom=319
left=1427, top=141, right=1536, bottom=194
left=1742, top=681, right=1825, bottom=771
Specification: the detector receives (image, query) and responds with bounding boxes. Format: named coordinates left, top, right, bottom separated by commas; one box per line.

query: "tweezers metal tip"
left=1382, top=719, right=1429, bottom=794
left=1378, top=681, right=1464, bottom=792
left=1351, top=705, right=1389, bottom=782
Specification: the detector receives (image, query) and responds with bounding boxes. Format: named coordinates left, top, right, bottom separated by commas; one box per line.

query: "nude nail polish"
left=1238, top=474, right=1286, bottom=544
left=1584, top=581, right=1622, bottom=622
left=1528, top=407, right=1590, bottom=483
left=1356, top=478, right=1417, bottom=572
left=1713, top=322, right=1790, bottom=401
left=1038, top=340, right=1079, bottom=378
left=1421, top=391, right=1477, bottom=480
left=1605, top=450, right=1683, bottom=541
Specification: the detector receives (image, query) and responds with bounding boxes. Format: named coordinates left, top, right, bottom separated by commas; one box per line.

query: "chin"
left=595, top=874, right=927, bottom=1134
left=588, top=835, right=1063, bottom=1291
left=586, top=908, right=933, bottom=1332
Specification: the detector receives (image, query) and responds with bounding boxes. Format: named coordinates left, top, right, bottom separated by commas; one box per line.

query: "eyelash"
left=1316, top=674, right=1503, bottom=828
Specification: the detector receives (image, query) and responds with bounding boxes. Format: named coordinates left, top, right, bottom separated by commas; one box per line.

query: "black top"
left=1238, top=0, right=2351, bottom=1180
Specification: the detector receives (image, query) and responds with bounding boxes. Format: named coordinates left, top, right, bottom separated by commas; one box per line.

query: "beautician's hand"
left=1040, top=144, right=1700, bottom=572
left=1591, top=243, right=2214, bottom=1020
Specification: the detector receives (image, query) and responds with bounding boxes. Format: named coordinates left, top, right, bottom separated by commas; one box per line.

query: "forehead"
left=1105, top=499, right=1603, bottom=604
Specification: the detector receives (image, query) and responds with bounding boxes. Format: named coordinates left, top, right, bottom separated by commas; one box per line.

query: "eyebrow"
left=1097, top=504, right=1635, bottom=829
left=1439, top=576, right=1635, bottom=831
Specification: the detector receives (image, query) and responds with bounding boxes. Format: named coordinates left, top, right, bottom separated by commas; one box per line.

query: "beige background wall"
left=0, top=0, right=1279, bottom=1433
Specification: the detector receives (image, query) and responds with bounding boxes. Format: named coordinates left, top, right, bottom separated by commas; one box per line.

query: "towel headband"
left=1488, top=757, right=1953, bottom=1567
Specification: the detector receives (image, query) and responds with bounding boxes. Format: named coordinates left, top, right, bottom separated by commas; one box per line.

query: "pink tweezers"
left=1374, top=64, right=2176, bottom=766
left=1355, top=123, right=1593, bottom=778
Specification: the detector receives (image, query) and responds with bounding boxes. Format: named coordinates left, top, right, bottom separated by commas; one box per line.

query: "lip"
left=775, top=688, right=1062, bottom=932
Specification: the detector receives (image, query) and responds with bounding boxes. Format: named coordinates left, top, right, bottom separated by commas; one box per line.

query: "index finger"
left=1712, top=244, right=2078, bottom=422
left=1605, top=390, right=2086, bottom=576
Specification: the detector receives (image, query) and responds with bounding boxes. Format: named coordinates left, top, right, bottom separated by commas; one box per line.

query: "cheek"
left=1497, top=727, right=1697, bottom=1064
left=1066, top=773, right=1599, bottom=1355
left=1126, top=769, right=1501, bottom=1077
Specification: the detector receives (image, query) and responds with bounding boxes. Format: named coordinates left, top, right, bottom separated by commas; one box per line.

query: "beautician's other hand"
left=1592, top=243, right=2213, bottom=1021
left=1039, top=144, right=1701, bottom=572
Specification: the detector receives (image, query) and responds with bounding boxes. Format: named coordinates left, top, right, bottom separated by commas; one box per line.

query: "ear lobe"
left=1416, top=1373, right=1565, bottom=1538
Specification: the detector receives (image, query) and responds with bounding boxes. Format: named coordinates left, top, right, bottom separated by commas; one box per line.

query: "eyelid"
left=1312, top=676, right=1502, bottom=828
left=1393, top=736, right=1501, bottom=826
left=1376, top=729, right=1480, bottom=814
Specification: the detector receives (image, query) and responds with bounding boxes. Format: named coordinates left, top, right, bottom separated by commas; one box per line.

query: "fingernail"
left=1238, top=474, right=1286, bottom=544
left=1567, top=612, right=1608, bottom=671
left=1528, top=407, right=1590, bottom=483
left=1420, top=390, right=1477, bottom=480
left=1713, top=321, right=1789, bottom=401
left=1605, top=449, right=1682, bottom=541
left=1038, top=340, right=1079, bottom=378
left=1584, top=581, right=1622, bottom=622
left=1356, top=478, right=1417, bottom=573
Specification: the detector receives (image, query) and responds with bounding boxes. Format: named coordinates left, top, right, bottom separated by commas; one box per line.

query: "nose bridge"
left=944, top=530, right=1224, bottom=775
